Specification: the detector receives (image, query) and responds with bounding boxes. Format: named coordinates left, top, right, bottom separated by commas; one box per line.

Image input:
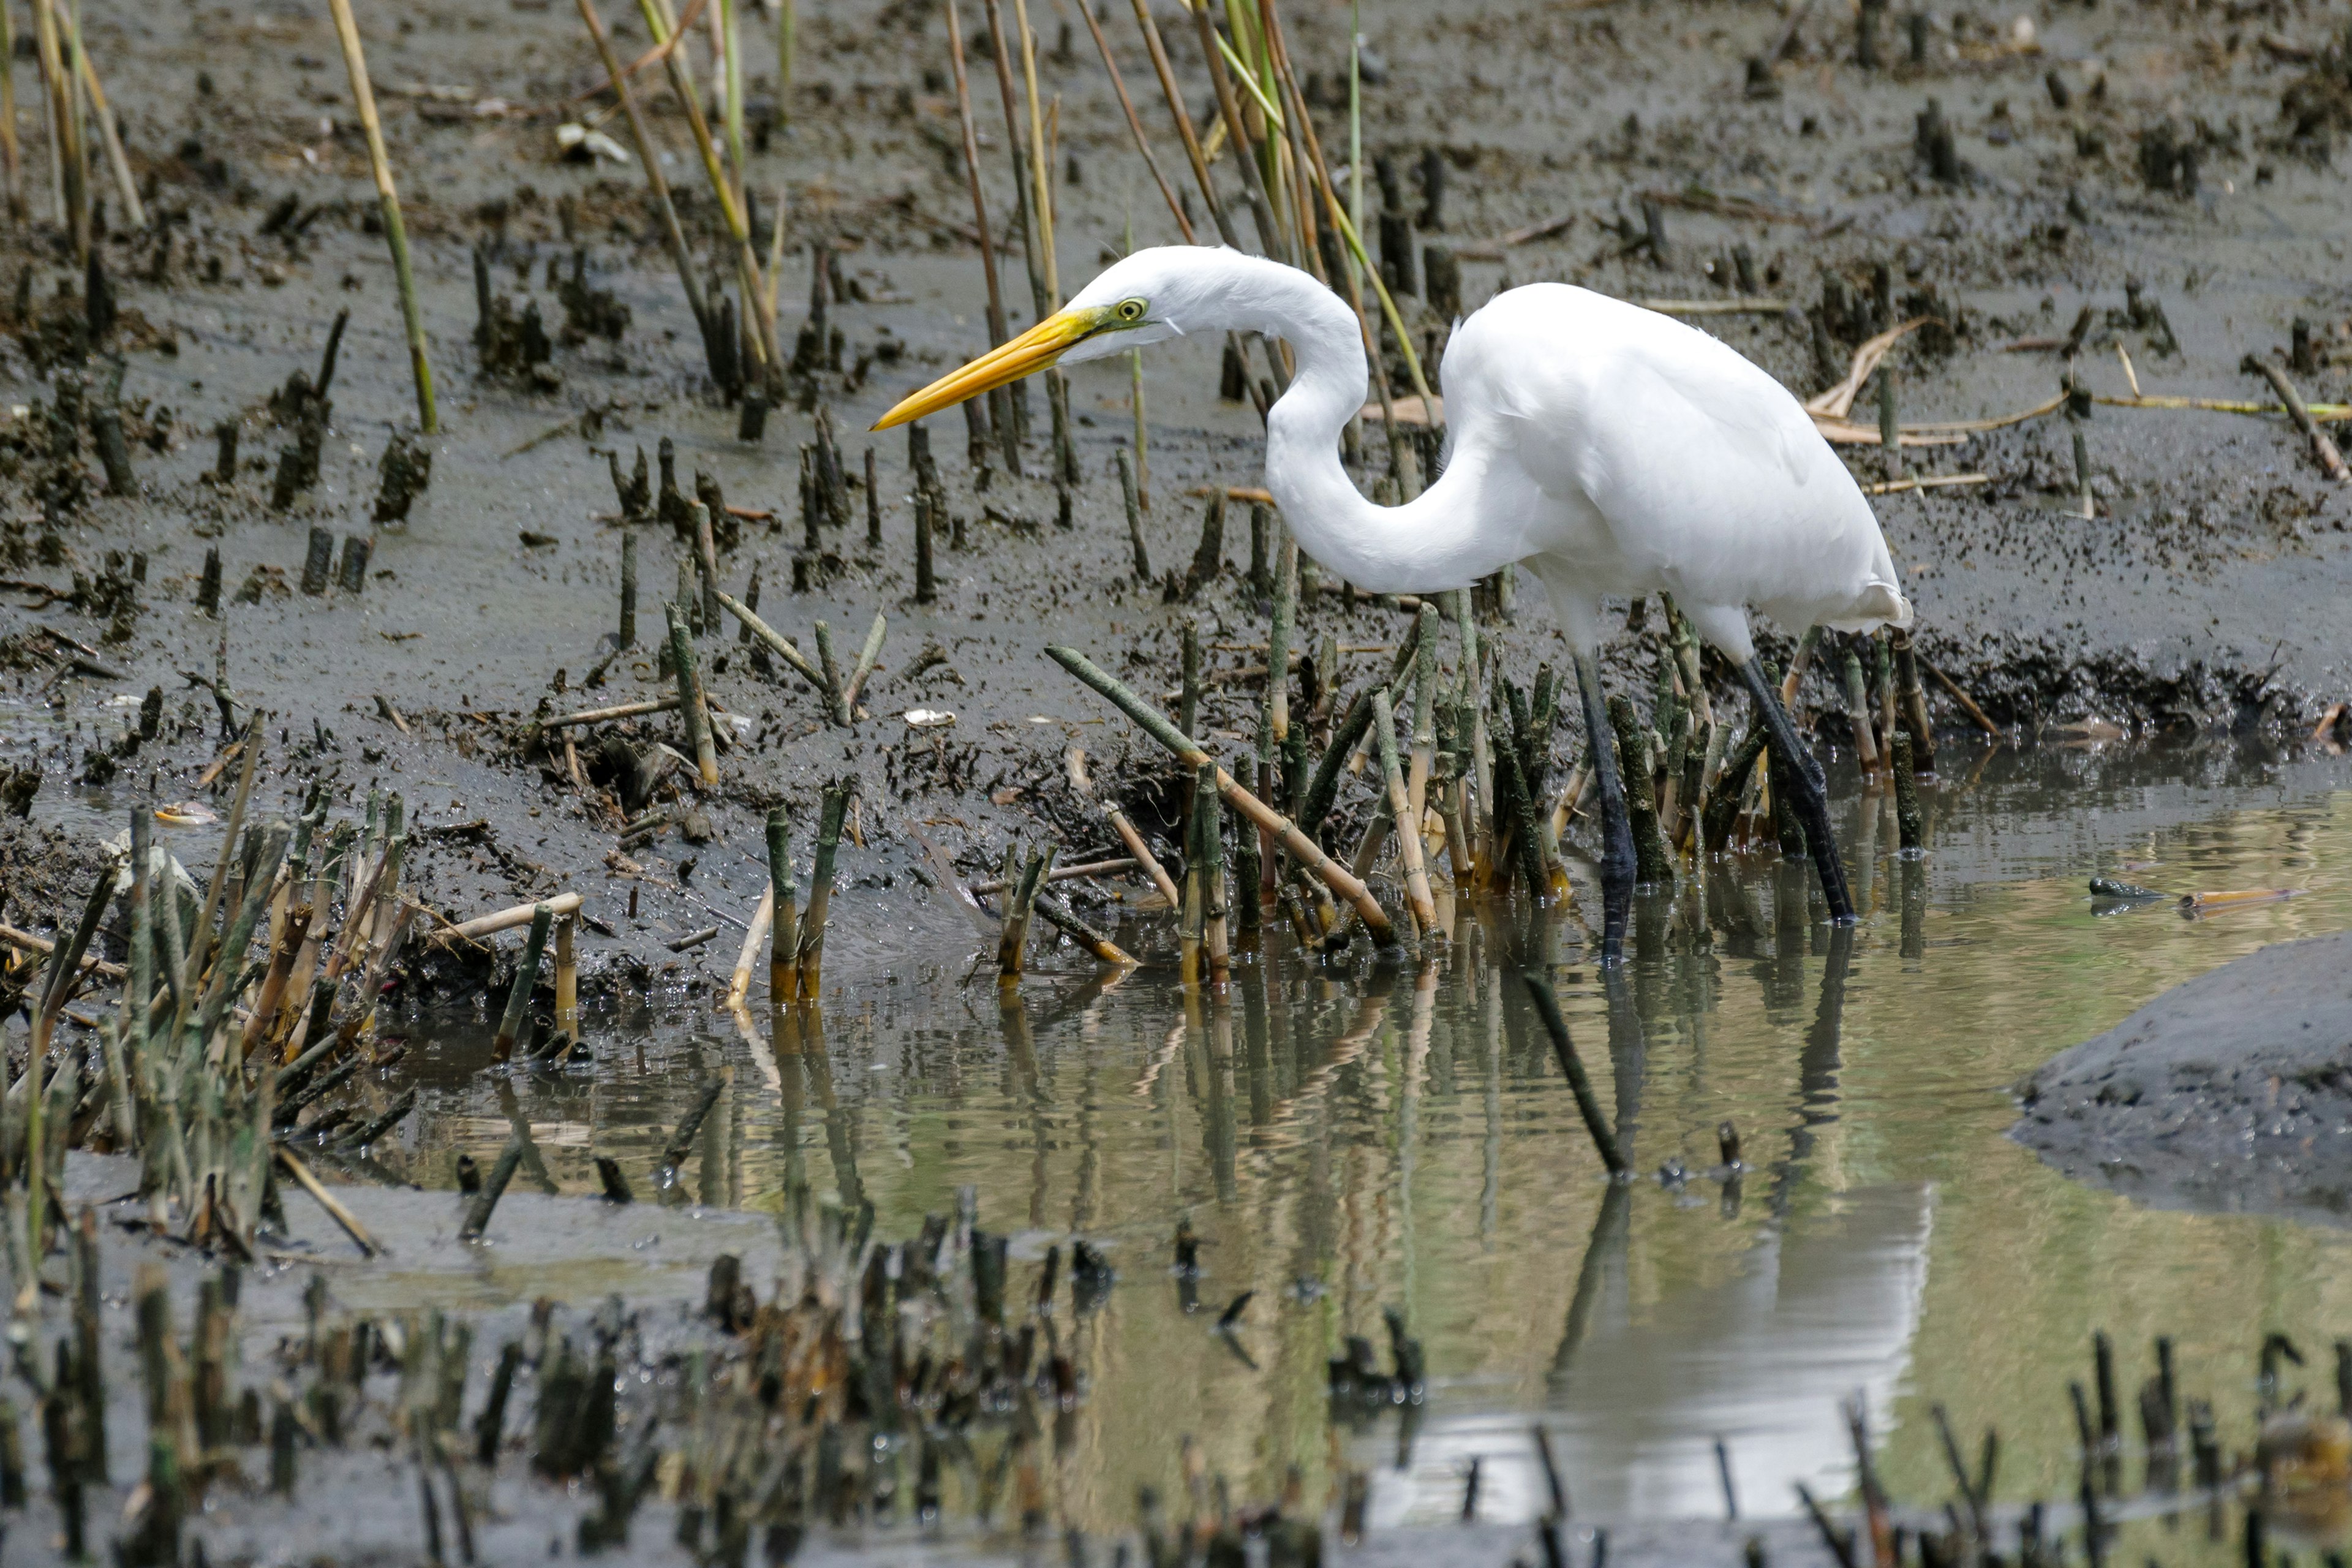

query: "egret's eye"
left=1115, top=298, right=1148, bottom=323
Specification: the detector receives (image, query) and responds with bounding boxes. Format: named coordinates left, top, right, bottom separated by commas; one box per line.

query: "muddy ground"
left=8, top=0, right=2352, bottom=991
left=2013, top=926, right=2352, bottom=1223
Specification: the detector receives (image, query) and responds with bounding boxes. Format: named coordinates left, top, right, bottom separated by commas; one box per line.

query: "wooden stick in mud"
left=1047, top=646, right=1400, bottom=946
left=766, top=807, right=798, bottom=1001
left=437, top=891, right=585, bottom=944
left=554, top=914, right=578, bottom=1036
left=576, top=0, right=713, bottom=343
left=970, top=855, right=1140, bottom=895
left=715, top=588, right=830, bottom=696
left=1920, top=657, right=2002, bottom=738
left=458, top=1137, right=524, bottom=1240
left=542, top=696, right=681, bottom=732
left=727, top=886, right=772, bottom=1008
left=1370, top=690, right=1439, bottom=938
left=325, top=0, right=437, bottom=432
left=1521, top=973, right=1630, bottom=1176
left=274, top=1147, right=382, bottom=1256
left=997, top=847, right=1053, bottom=979
left=666, top=604, right=719, bottom=786
left=842, top=611, right=887, bottom=717
left=1033, top=892, right=1137, bottom=966
left=490, top=904, right=554, bottom=1063
left=2244, top=355, right=2350, bottom=482
left=1066, top=747, right=1182, bottom=908
left=793, top=784, right=851, bottom=995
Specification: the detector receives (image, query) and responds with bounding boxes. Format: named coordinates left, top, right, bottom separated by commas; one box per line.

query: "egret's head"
left=872, top=247, right=1224, bottom=431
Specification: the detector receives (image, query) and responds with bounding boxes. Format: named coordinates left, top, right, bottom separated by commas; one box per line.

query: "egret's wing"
left=1450, top=285, right=1896, bottom=626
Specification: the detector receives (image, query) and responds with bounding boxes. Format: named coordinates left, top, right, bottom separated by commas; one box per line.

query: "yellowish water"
left=379, top=745, right=2352, bottom=1551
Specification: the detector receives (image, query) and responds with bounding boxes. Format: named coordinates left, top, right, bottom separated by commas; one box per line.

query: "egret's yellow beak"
left=872, top=307, right=1107, bottom=431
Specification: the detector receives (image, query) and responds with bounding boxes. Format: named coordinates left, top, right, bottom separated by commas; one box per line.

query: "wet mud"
left=2013, top=927, right=2352, bottom=1224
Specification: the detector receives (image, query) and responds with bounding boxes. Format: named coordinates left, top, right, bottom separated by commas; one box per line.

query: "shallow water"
left=302, top=741, right=2352, bottom=1542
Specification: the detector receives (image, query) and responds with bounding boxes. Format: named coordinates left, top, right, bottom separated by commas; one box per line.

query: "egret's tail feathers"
left=1822, top=580, right=1913, bottom=634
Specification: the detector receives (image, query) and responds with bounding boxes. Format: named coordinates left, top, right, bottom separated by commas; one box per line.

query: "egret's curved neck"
left=1212, top=257, right=1502, bottom=595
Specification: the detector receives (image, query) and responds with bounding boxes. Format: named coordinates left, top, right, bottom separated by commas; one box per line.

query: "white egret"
left=876, top=246, right=1911, bottom=943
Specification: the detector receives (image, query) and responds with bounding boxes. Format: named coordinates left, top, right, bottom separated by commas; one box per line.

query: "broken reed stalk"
left=812, top=620, right=846, bottom=723
left=274, top=1147, right=382, bottom=1254
left=1406, top=600, right=1438, bottom=825
left=1034, top=892, right=1136, bottom=965
left=1067, top=747, right=1182, bottom=907
left=714, top=587, right=830, bottom=699
left=575, top=0, right=713, bottom=343
left=1370, top=690, right=1438, bottom=938
left=0, top=0, right=18, bottom=221
left=1195, top=764, right=1231, bottom=982
left=24, top=0, right=82, bottom=263
left=459, top=1137, right=524, bottom=1240
left=842, top=611, right=887, bottom=718
left=325, top=0, right=436, bottom=432
left=690, top=503, right=723, bottom=627
left=2243, top=355, right=2350, bottom=482
left=794, top=784, right=850, bottom=995
left=1047, top=646, right=1400, bottom=946
left=1521, top=973, right=1630, bottom=1176
left=1889, top=627, right=1937, bottom=772
left=658, top=1076, right=726, bottom=1177
left=55, top=8, right=141, bottom=229
left=1116, top=448, right=1151, bottom=579
left=726, top=883, right=771, bottom=1009
left=766, top=807, right=799, bottom=1000
left=665, top=604, right=720, bottom=785
left=489, top=903, right=554, bottom=1063
left=997, top=847, right=1054, bottom=979
left=554, top=913, right=578, bottom=1036
left=1891, top=731, right=1924, bottom=851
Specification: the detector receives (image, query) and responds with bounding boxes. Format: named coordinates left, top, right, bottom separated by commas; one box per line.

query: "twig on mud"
left=2242, top=355, right=2350, bottom=482
left=1049, top=646, right=1402, bottom=946
left=1919, top=658, right=2002, bottom=737
left=969, top=856, right=1140, bottom=895
left=1449, top=213, right=1576, bottom=261
left=1638, top=297, right=1793, bottom=315
left=274, top=1146, right=382, bottom=1256
left=1860, top=472, right=1989, bottom=495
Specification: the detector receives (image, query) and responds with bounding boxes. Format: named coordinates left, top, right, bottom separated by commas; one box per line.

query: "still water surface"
left=355, top=742, right=2352, bottom=1543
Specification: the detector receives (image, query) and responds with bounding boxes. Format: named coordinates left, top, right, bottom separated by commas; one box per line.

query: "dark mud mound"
left=2013, top=933, right=2352, bottom=1225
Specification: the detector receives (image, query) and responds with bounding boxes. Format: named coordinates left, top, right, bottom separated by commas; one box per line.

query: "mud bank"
left=2012, top=929, right=2352, bottom=1223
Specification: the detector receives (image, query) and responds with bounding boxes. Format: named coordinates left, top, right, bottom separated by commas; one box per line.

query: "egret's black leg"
left=1738, top=654, right=1856, bottom=923
left=1572, top=648, right=1635, bottom=961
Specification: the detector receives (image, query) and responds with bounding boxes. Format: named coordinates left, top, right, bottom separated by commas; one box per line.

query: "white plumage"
left=1046, top=247, right=1910, bottom=663
left=876, top=244, right=1912, bottom=941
